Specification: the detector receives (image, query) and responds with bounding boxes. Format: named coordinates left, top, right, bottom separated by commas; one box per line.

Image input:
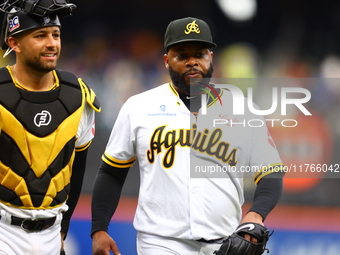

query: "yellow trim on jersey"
left=253, top=163, right=285, bottom=184
left=75, top=140, right=92, bottom=152
left=7, top=66, right=60, bottom=91
left=102, top=151, right=136, bottom=168
left=169, top=83, right=179, bottom=97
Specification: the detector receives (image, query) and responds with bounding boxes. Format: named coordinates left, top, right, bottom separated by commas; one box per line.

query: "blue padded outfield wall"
left=64, top=220, right=340, bottom=255
left=63, top=195, right=340, bottom=255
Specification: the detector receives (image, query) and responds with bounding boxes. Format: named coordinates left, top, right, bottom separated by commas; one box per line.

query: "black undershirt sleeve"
left=91, top=162, right=130, bottom=237
left=248, top=171, right=284, bottom=221
left=61, top=148, right=89, bottom=237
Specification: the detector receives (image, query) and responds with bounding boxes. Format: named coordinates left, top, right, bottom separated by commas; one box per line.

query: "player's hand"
left=243, top=233, right=258, bottom=243
left=92, top=231, right=121, bottom=255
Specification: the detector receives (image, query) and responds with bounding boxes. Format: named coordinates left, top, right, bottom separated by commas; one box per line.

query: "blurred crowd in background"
left=1, top=0, right=340, bottom=207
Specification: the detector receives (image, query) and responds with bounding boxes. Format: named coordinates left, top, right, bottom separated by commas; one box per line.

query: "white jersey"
left=75, top=102, right=96, bottom=149
left=103, top=83, right=283, bottom=240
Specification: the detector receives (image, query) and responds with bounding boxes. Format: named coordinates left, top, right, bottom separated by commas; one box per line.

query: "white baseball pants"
left=137, top=232, right=222, bottom=255
left=0, top=210, right=63, bottom=255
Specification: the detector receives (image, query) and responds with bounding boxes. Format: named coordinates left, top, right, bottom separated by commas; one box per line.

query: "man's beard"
left=24, top=56, right=57, bottom=73
left=169, top=63, right=214, bottom=95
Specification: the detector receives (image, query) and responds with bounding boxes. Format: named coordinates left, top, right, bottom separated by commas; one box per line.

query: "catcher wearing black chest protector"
left=0, top=1, right=100, bottom=255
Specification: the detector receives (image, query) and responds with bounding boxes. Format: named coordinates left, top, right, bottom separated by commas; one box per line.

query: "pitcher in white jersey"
left=91, top=17, right=285, bottom=255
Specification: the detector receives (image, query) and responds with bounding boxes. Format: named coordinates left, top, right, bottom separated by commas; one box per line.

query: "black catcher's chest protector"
left=0, top=67, right=85, bottom=209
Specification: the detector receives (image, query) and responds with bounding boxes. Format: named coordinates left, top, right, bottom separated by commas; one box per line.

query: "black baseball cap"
left=164, top=17, right=216, bottom=52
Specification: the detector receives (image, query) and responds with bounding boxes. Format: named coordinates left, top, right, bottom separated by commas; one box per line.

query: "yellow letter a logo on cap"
left=184, top=20, right=200, bottom=34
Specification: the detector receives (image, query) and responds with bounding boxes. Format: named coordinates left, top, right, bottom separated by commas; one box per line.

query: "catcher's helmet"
left=0, top=9, right=60, bottom=50
left=0, top=0, right=76, bottom=17
left=0, top=0, right=76, bottom=51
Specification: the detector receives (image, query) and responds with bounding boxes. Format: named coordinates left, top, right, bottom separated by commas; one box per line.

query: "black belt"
left=0, top=215, right=56, bottom=231
left=196, top=237, right=225, bottom=243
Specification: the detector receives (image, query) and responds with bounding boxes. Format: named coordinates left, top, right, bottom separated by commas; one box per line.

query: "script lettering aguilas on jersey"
left=147, top=124, right=238, bottom=168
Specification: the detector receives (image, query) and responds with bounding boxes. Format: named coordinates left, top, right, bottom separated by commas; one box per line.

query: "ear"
left=163, top=54, right=169, bottom=69
left=7, top=37, right=20, bottom=53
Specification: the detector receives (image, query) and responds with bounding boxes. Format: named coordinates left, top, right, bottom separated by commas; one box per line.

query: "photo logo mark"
left=201, top=84, right=311, bottom=116
left=198, top=82, right=223, bottom=106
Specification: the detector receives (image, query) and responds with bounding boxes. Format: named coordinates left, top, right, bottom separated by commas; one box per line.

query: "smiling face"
left=9, top=26, right=61, bottom=73
left=163, top=42, right=214, bottom=95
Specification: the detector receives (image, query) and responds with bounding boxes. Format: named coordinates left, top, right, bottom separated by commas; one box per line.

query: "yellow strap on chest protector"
left=79, top=79, right=101, bottom=112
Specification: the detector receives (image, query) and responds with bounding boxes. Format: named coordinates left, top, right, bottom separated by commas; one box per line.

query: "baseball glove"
left=214, top=223, right=272, bottom=255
